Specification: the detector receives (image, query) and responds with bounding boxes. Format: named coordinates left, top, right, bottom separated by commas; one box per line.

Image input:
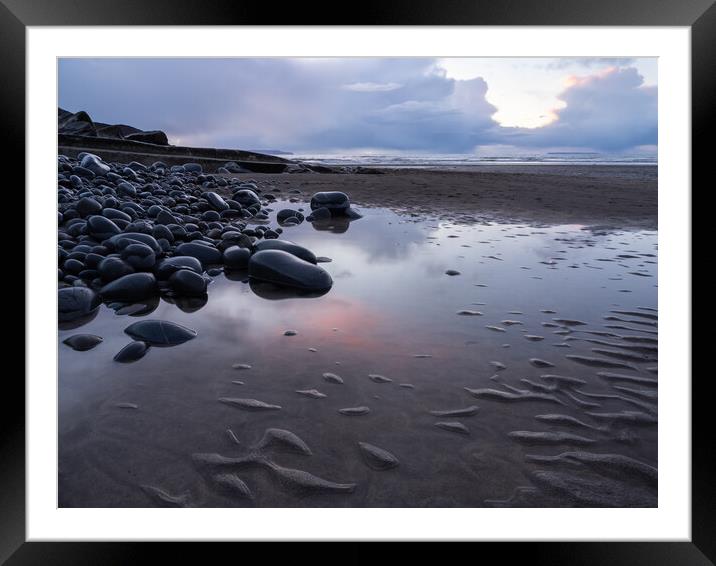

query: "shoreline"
left=219, top=164, right=658, bottom=230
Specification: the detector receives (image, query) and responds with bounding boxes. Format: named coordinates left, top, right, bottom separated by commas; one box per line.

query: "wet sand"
left=221, top=165, right=657, bottom=229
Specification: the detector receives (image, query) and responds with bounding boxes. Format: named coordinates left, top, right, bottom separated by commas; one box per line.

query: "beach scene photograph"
left=57, top=57, right=658, bottom=508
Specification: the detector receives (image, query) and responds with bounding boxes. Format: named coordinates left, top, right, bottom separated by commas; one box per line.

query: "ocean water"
left=58, top=203, right=657, bottom=508
left=290, top=152, right=658, bottom=168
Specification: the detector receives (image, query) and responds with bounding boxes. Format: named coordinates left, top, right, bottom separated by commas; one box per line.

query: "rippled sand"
left=59, top=184, right=657, bottom=508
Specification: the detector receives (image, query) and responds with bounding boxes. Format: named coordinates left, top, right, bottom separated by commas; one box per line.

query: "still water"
left=59, top=204, right=657, bottom=507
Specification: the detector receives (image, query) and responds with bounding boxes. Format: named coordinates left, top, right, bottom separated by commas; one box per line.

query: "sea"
left=289, top=152, right=657, bottom=168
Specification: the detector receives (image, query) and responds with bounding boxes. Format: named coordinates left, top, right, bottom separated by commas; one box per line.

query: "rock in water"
left=100, top=273, right=157, bottom=302
left=249, top=250, right=332, bottom=291
left=232, top=189, right=261, bottom=208
left=222, top=246, right=251, bottom=269
left=156, top=256, right=203, bottom=280
left=63, top=334, right=103, bottom=351
left=58, top=286, right=101, bottom=322
left=253, top=239, right=317, bottom=264
left=310, top=191, right=350, bottom=214
left=114, top=341, right=150, bottom=363
left=168, top=269, right=207, bottom=296
left=174, top=242, right=222, bottom=267
left=357, top=442, right=399, bottom=470
left=124, top=320, right=197, bottom=346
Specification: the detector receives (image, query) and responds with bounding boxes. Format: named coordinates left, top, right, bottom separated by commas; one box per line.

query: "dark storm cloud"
left=58, top=58, right=656, bottom=153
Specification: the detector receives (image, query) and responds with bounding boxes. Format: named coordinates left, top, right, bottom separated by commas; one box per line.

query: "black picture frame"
left=3, top=0, right=707, bottom=562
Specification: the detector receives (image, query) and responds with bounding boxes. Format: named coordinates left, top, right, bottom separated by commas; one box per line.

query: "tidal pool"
left=59, top=204, right=657, bottom=507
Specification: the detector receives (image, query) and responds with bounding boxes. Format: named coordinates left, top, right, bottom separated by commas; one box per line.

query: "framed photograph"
left=5, top=0, right=707, bottom=562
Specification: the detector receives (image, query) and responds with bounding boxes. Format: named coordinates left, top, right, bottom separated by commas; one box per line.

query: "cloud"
left=341, top=82, right=403, bottom=92
left=58, top=58, right=656, bottom=153
left=509, top=67, right=657, bottom=150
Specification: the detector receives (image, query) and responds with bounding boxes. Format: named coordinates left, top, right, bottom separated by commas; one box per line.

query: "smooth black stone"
left=63, top=258, right=84, bottom=275
left=121, top=243, right=156, bottom=271
left=232, top=189, right=261, bottom=208
left=151, top=224, right=174, bottom=243
left=249, top=249, right=332, bottom=291
left=102, top=208, right=132, bottom=222
left=63, top=333, right=103, bottom=351
left=169, top=269, right=207, bottom=296
left=76, top=197, right=102, bottom=217
left=58, top=286, right=101, bottom=322
left=155, top=210, right=177, bottom=225
left=107, top=232, right=161, bottom=254
left=277, top=209, right=305, bottom=224
left=87, top=215, right=122, bottom=240
left=117, top=181, right=137, bottom=197
left=205, top=192, right=229, bottom=211
left=307, top=207, right=331, bottom=222
left=253, top=239, right=317, bottom=264
left=222, top=246, right=251, bottom=269
left=310, top=191, right=350, bottom=213
left=124, top=319, right=197, bottom=346
left=100, top=272, right=158, bottom=302
left=98, top=256, right=135, bottom=282
left=184, top=163, right=202, bottom=173
left=174, top=242, right=222, bottom=267
left=114, top=341, right=150, bottom=363
left=156, top=256, right=203, bottom=279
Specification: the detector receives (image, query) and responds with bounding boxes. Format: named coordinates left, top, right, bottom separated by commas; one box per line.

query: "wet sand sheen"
left=59, top=199, right=657, bottom=508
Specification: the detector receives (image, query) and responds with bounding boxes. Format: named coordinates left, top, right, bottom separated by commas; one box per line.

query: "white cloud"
left=341, top=82, right=402, bottom=92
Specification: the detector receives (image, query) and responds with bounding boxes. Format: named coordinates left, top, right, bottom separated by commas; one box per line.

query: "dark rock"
left=63, top=334, right=103, bottom=351
left=249, top=249, right=332, bottom=291
left=87, top=215, right=122, bottom=240
left=107, top=232, right=161, bottom=254
left=205, top=192, right=229, bottom=211
left=79, top=154, right=110, bottom=176
left=58, top=286, right=101, bottom=322
left=121, top=243, right=156, bottom=271
left=169, top=269, right=207, bottom=296
left=156, top=256, right=203, bottom=279
left=124, top=320, right=197, bottom=346
left=76, top=197, right=102, bottom=217
left=310, top=191, right=350, bottom=213
left=174, top=242, right=222, bottom=267
left=232, top=189, right=261, bottom=208
left=223, top=246, right=251, bottom=269
left=126, top=130, right=169, bottom=145
left=114, top=341, right=150, bottom=363
left=277, top=209, right=305, bottom=225
left=100, top=272, right=157, bottom=302
left=183, top=163, right=202, bottom=173
left=98, top=256, right=135, bottom=282
left=254, top=239, right=317, bottom=264
left=306, top=207, right=331, bottom=222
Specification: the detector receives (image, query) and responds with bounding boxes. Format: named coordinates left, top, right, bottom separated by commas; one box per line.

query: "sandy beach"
left=221, top=165, right=657, bottom=229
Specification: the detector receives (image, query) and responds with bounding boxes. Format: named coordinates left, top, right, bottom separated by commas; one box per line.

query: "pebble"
left=63, top=334, right=103, bottom=351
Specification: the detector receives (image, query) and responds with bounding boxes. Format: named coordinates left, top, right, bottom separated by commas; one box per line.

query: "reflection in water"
left=310, top=216, right=354, bottom=233
left=59, top=203, right=658, bottom=508
left=162, top=294, right=209, bottom=313
left=249, top=279, right=332, bottom=300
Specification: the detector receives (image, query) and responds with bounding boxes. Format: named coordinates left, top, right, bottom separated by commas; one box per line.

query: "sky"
left=58, top=57, right=657, bottom=155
